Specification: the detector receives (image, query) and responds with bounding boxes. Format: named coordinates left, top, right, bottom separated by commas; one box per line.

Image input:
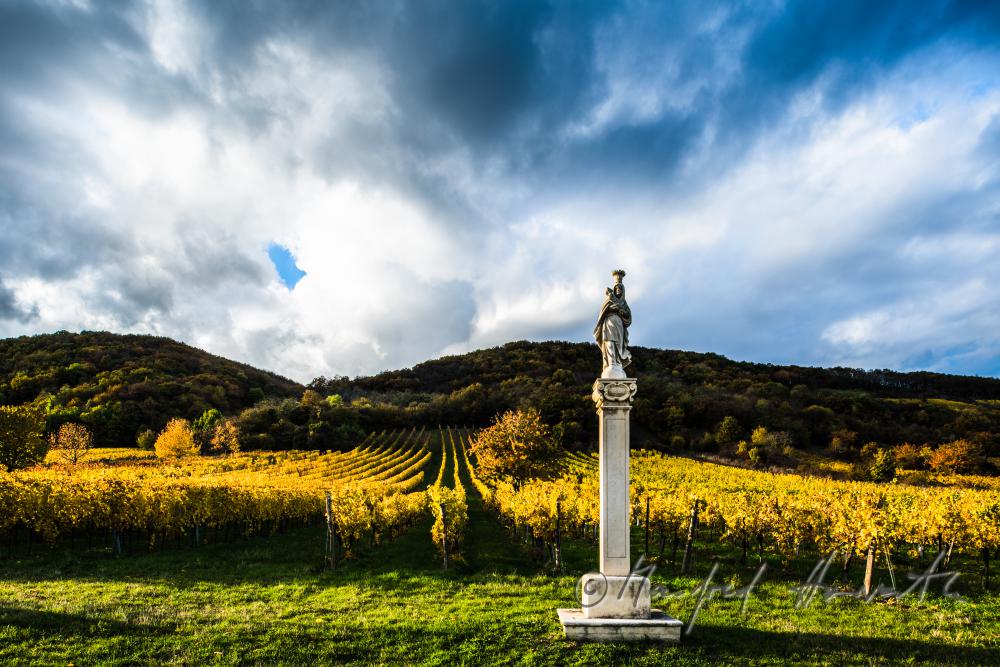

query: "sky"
left=1, top=0, right=999, bottom=383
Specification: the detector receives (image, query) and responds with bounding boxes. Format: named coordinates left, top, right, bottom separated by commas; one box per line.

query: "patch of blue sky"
left=267, top=243, right=306, bottom=290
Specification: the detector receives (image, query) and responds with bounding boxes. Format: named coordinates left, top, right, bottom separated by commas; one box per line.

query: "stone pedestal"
left=557, top=609, right=682, bottom=642
left=557, top=377, right=681, bottom=643
left=581, top=573, right=650, bottom=618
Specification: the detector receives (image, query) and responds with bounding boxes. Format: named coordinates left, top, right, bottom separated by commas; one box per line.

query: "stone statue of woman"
left=594, top=270, right=632, bottom=379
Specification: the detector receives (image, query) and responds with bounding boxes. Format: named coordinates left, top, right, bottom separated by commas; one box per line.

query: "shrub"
left=241, top=433, right=274, bottom=451
left=193, top=408, right=223, bottom=451
left=658, top=405, right=684, bottom=431
left=828, top=428, right=857, bottom=456
left=0, top=405, right=47, bottom=471
left=136, top=428, right=156, bottom=450
left=154, top=418, right=199, bottom=458
left=850, top=442, right=896, bottom=482
left=301, top=389, right=324, bottom=408
left=193, top=408, right=223, bottom=433
left=748, top=426, right=791, bottom=458
left=669, top=434, right=686, bottom=449
left=927, top=439, right=986, bottom=474
left=715, top=416, right=742, bottom=447
left=899, top=470, right=933, bottom=486
left=892, top=442, right=928, bottom=470
left=859, top=441, right=881, bottom=461
left=49, top=422, right=92, bottom=464
left=867, top=447, right=896, bottom=482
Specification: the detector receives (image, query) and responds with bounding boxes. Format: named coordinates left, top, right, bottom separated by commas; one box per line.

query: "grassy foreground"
left=1, top=467, right=998, bottom=666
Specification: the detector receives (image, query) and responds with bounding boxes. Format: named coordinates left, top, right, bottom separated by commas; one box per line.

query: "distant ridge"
left=0, top=330, right=302, bottom=444
left=331, top=340, right=1000, bottom=454
left=3, top=333, right=998, bottom=457
left=352, top=340, right=1000, bottom=400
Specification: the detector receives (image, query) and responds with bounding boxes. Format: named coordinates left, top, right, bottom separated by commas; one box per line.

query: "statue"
left=561, top=271, right=679, bottom=640
left=594, top=270, right=632, bottom=379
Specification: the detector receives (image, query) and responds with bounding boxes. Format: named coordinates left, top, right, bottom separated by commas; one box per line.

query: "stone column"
left=593, top=378, right=636, bottom=576
left=581, top=377, right=650, bottom=619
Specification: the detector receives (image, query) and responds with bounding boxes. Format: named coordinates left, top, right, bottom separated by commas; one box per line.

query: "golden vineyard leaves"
left=475, top=448, right=1000, bottom=562
left=1, top=427, right=438, bottom=549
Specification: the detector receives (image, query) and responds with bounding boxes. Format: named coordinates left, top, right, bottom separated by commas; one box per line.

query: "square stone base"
left=557, top=608, right=682, bottom=642
left=581, top=574, right=650, bottom=618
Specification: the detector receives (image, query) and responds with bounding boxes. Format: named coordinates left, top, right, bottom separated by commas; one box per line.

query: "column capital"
left=592, top=378, right=637, bottom=410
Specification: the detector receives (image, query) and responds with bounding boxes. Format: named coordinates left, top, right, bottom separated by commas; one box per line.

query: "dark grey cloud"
left=178, top=231, right=268, bottom=288
left=1, top=0, right=999, bottom=378
left=6, top=0, right=988, bottom=221
left=0, top=200, right=131, bottom=281
left=5, top=1, right=999, bottom=186
left=0, top=1, right=201, bottom=121
left=0, top=2, right=143, bottom=88
left=727, top=0, right=1000, bottom=132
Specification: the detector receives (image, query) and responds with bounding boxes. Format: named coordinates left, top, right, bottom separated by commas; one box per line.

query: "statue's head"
left=611, top=270, right=626, bottom=299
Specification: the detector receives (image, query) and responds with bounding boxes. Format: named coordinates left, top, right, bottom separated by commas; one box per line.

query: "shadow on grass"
left=0, top=507, right=538, bottom=590
left=679, top=623, right=995, bottom=665
left=0, top=605, right=176, bottom=637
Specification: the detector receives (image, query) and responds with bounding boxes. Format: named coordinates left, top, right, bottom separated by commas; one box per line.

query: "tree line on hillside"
left=1, top=334, right=998, bottom=476
left=309, top=341, right=1000, bottom=464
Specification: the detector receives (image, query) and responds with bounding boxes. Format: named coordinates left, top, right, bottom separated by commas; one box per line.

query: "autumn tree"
left=0, top=405, right=47, bottom=471
left=892, top=442, right=929, bottom=470
left=49, top=422, right=92, bottom=464
left=209, top=419, right=241, bottom=454
left=927, top=439, right=986, bottom=474
left=301, top=389, right=324, bottom=408
left=154, top=418, right=199, bottom=458
left=470, top=409, right=560, bottom=484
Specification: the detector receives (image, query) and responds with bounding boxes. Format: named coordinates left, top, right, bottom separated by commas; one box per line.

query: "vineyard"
left=0, top=427, right=472, bottom=560
left=4, top=430, right=999, bottom=589
left=475, top=449, right=1000, bottom=589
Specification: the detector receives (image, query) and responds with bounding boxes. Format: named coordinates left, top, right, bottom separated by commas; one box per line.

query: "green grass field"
left=2, top=454, right=998, bottom=666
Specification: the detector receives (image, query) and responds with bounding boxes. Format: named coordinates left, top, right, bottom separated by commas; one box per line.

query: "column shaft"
left=592, top=378, right=637, bottom=577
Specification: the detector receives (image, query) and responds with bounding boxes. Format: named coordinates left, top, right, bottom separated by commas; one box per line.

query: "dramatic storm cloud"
left=1, top=0, right=999, bottom=381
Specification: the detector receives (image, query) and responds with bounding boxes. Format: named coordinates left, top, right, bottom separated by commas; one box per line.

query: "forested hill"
left=313, top=340, right=1000, bottom=458
left=3, top=333, right=999, bottom=461
left=348, top=341, right=1000, bottom=400
left=0, top=331, right=302, bottom=445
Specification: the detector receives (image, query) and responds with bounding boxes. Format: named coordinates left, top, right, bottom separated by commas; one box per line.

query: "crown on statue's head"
left=612, top=269, right=626, bottom=284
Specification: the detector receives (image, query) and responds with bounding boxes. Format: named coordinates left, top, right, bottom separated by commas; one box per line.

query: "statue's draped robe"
left=594, top=292, right=632, bottom=370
